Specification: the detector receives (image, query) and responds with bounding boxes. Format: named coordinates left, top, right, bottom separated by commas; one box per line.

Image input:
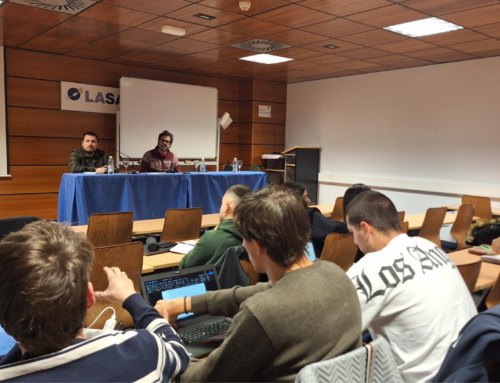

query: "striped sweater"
left=0, top=294, right=190, bottom=382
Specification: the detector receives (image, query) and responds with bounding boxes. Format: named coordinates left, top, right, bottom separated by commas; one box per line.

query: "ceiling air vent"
left=230, top=39, right=291, bottom=53
left=9, top=0, right=96, bottom=14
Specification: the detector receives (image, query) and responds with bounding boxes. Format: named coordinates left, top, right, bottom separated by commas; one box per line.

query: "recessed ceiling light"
left=161, top=25, right=186, bottom=36
left=193, top=13, right=216, bottom=21
left=323, top=45, right=339, bottom=50
left=239, top=54, right=293, bottom=65
left=384, top=17, right=463, bottom=38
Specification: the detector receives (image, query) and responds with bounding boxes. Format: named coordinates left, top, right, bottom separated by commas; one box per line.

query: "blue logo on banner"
left=68, top=87, right=81, bottom=101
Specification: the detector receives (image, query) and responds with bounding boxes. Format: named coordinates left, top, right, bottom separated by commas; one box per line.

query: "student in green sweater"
left=179, top=184, right=253, bottom=269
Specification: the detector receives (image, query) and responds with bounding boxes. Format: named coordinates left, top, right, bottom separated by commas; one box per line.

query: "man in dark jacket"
left=179, top=184, right=252, bottom=269
left=69, top=132, right=109, bottom=173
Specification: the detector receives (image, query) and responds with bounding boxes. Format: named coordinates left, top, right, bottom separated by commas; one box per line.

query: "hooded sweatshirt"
left=179, top=219, right=243, bottom=269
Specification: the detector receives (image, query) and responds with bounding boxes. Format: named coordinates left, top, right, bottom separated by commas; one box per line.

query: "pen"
left=180, top=242, right=196, bottom=247
left=480, top=244, right=492, bottom=250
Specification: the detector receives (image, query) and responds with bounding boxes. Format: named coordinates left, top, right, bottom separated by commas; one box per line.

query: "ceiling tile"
left=166, top=4, right=246, bottom=27
left=42, top=26, right=105, bottom=44
left=365, top=54, right=419, bottom=65
left=391, top=59, right=433, bottom=68
left=338, top=29, right=406, bottom=46
left=418, top=29, right=490, bottom=46
left=78, top=2, right=158, bottom=27
left=138, top=17, right=209, bottom=35
left=190, top=29, right=248, bottom=45
left=358, top=65, right=394, bottom=73
left=473, top=23, right=500, bottom=38
left=449, top=39, right=500, bottom=57
left=103, top=0, right=191, bottom=15
left=302, top=54, right=353, bottom=65
left=161, top=38, right=221, bottom=53
left=20, top=36, right=88, bottom=54
left=306, top=39, right=363, bottom=53
left=441, top=4, right=500, bottom=28
left=0, top=3, right=71, bottom=25
left=144, top=44, right=193, bottom=57
left=335, top=60, right=381, bottom=70
left=405, top=47, right=477, bottom=62
left=335, top=47, right=392, bottom=59
left=0, top=18, right=55, bottom=46
left=263, top=29, right=330, bottom=46
left=120, top=51, right=177, bottom=63
left=66, top=50, right=114, bottom=60
left=59, top=16, right=130, bottom=36
left=204, top=46, right=251, bottom=60
left=403, top=0, right=498, bottom=16
left=301, top=0, right=392, bottom=17
left=158, top=52, right=221, bottom=67
left=274, top=46, right=324, bottom=60
left=199, top=0, right=290, bottom=16
left=219, top=18, right=290, bottom=37
left=302, top=18, right=374, bottom=39
left=346, top=4, right=427, bottom=28
left=255, top=4, right=335, bottom=28
left=374, top=38, right=436, bottom=53
left=115, top=28, right=181, bottom=44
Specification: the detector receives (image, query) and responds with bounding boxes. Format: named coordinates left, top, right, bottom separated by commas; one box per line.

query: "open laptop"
left=0, top=324, right=16, bottom=361
left=140, top=265, right=231, bottom=358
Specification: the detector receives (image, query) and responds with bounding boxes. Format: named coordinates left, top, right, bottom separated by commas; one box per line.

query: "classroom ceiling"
left=2, top=0, right=500, bottom=83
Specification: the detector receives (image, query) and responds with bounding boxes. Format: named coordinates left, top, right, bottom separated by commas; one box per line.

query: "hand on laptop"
left=155, top=297, right=191, bottom=328
left=97, top=267, right=136, bottom=303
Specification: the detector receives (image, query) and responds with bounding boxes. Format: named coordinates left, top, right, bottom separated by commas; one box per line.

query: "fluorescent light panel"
left=384, top=17, right=463, bottom=38
left=239, top=54, right=293, bottom=65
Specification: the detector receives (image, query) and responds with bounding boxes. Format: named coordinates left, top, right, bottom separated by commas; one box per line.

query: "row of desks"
left=446, top=205, right=500, bottom=216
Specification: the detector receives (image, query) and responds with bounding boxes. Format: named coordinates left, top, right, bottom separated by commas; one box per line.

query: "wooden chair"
left=450, top=204, right=476, bottom=250
left=456, top=260, right=482, bottom=294
left=462, top=195, right=492, bottom=222
left=240, top=259, right=259, bottom=285
left=330, top=197, right=344, bottom=222
left=398, top=211, right=405, bottom=222
left=486, top=272, right=500, bottom=309
left=320, top=232, right=358, bottom=272
left=418, top=207, right=447, bottom=247
left=160, top=207, right=203, bottom=242
left=86, top=212, right=133, bottom=247
left=85, top=242, right=143, bottom=329
left=400, top=221, right=409, bottom=234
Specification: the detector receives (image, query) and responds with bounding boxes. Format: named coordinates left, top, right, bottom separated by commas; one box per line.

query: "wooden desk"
left=449, top=249, right=500, bottom=291
left=446, top=205, right=500, bottom=216
left=142, top=252, right=185, bottom=271
left=405, top=213, right=469, bottom=231
left=142, top=262, right=154, bottom=274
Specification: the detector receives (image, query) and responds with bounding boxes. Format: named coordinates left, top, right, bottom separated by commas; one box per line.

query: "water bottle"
left=200, top=157, right=206, bottom=173
left=108, top=156, right=114, bottom=175
left=232, top=158, right=238, bottom=173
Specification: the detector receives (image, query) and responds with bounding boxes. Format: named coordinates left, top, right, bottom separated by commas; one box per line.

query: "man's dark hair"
left=82, top=132, right=98, bottom=140
left=226, top=184, right=252, bottom=202
left=0, top=221, right=94, bottom=357
left=282, top=182, right=307, bottom=208
left=234, top=186, right=310, bottom=268
left=346, top=191, right=401, bottom=234
left=343, top=183, right=371, bottom=220
left=158, top=130, right=174, bottom=144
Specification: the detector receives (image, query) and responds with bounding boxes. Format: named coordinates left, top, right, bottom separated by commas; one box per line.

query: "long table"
left=445, top=205, right=500, bottom=216
left=449, top=249, right=500, bottom=291
left=58, top=172, right=267, bottom=225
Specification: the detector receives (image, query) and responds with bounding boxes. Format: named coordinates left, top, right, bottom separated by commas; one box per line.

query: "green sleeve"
left=179, top=231, right=218, bottom=270
left=69, top=150, right=93, bottom=173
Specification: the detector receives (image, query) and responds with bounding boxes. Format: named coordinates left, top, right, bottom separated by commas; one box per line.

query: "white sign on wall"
left=259, top=105, right=271, bottom=118
left=61, top=82, right=119, bottom=114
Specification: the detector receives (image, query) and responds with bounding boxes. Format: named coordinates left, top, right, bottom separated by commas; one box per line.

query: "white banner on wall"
left=61, top=82, right=119, bottom=114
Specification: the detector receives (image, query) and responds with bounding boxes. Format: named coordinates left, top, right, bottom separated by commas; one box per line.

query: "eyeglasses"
left=160, top=139, right=171, bottom=144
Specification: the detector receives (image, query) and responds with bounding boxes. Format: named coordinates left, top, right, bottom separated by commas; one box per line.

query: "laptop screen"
left=141, top=265, right=220, bottom=322
left=0, top=324, right=16, bottom=360
left=305, top=241, right=316, bottom=262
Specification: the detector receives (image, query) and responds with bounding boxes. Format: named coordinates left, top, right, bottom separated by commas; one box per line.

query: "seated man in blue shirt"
left=0, top=220, right=189, bottom=382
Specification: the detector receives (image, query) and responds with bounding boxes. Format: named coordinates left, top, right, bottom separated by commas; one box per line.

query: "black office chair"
left=0, top=216, right=41, bottom=240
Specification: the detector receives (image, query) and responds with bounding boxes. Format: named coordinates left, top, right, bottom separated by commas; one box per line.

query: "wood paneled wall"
left=0, top=48, right=286, bottom=220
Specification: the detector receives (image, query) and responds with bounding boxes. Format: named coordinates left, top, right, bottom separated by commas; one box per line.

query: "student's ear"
left=87, top=282, right=96, bottom=309
left=360, top=221, right=371, bottom=236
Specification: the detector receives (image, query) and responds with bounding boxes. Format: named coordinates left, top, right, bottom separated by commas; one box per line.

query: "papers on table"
left=170, top=240, right=197, bottom=254
left=261, top=154, right=282, bottom=159
left=481, top=254, right=500, bottom=265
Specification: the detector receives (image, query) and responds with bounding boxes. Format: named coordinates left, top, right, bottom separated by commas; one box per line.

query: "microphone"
left=146, top=236, right=158, bottom=252
left=112, top=149, right=138, bottom=174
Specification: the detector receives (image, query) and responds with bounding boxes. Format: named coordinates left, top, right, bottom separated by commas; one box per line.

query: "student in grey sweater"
left=156, top=186, right=362, bottom=382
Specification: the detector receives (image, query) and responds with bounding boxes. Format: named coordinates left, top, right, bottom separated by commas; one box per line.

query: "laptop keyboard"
left=178, top=318, right=232, bottom=344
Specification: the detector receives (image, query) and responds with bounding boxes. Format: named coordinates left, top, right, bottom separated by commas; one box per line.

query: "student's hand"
left=492, top=237, right=500, bottom=254
left=96, top=166, right=107, bottom=174
left=155, top=297, right=191, bottom=328
left=97, top=267, right=136, bottom=303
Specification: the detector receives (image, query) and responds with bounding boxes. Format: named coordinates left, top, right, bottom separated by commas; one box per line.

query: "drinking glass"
left=237, top=160, right=243, bottom=173
left=122, top=158, right=130, bottom=174
left=194, top=160, right=200, bottom=173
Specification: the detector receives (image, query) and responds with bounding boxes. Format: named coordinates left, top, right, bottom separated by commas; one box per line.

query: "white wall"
left=0, top=47, right=8, bottom=178
left=286, top=56, right=500, bottom=222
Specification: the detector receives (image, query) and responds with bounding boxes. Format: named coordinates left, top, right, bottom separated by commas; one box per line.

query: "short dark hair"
left=226, top=184, right=252, bottom=204
left=0, top=221, right=94, bottom=357
left=343, top=183, right=371, bottom=220
left=158, top=130, right=174, bottom=144
left=282, top=182, right=307, bottom=208
left=346, top=191, right=401, bottom=234
left=234, top=186, right=310, bottom=268
left=82, top=132, right=98, bottom=140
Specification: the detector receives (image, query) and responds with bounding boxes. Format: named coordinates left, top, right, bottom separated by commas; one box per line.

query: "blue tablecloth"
left=187, top=172, right=268, bottom=214
left=58, top=172, right=267, bottom=225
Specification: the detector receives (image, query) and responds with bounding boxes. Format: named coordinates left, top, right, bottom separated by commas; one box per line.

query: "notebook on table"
left=140, top=265, right=232, bottom=358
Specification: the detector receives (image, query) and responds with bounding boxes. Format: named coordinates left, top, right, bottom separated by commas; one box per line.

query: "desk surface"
left=446, top=205, right=500, bottom=216
left=449, top=249, right=500, bottom=291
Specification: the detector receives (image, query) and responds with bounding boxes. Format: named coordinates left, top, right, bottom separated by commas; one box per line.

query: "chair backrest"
left=418, top=207, right=447, bottom=247
left=457, top=260, right=482, bottom=294
left=320, top=233, right=358, bottom=272
left=330, top=197, right=344, bottom=222
left=240, top=259, right=259, bottom=286
left=214, top=245, right=251, bottom=289
left=450, top=204, right=476, bottom=250
left=400, top=221, right=409, bottom=234
left=85, top=242, right=143, bottom=329
left=0, top=216, right=40, bottom=240
left=160, top=207, right=202, bottom=242
left=295, top=337, right=403, bottom=383
left=86, top=212, right=133, bottom=247
left=397, top=211, right=405, bottom=222
left=462, top=195, right=492, bottom=222
left=486, top=272, right=500, bottom=309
